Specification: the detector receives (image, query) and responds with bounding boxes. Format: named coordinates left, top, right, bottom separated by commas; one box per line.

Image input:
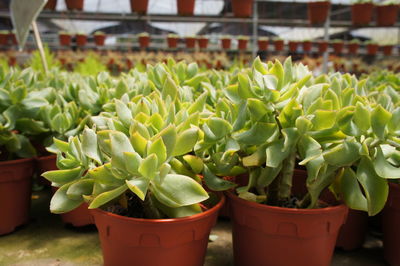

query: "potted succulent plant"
left=0, top=30, right=8, bottom=45
left=94, top=31, right=106, bottom=46
left=351, top=0, right=374, bottom=25
left=185, top=36, right=196, bottom=49
left=65, top=0, right=84, bottom=11
left=318, top=40, right=329, bottom=53
left=44, top=0, right=57, bottom=10
left=381, top=44, right=394, bottom=56
left=43, top=88, right=224, bottom=265
left=308, top=0, right=331, bottom=25
left=257, top=37, right=269, bottom=51
left=347, top=39, right=360, bottom=55
left=365, top=41, right=379, bottom=55
left=177, top=0, right=195, bottom=16
left=238, top=35, right=249, bottom=50
left=231, top=0, right=253, bottom=17
left=302, top=39, right=312, bottom=53
left=167, top=34, right=179, bottom=49
left=130, top=0, right=148, bottom=14
left=221, top=35, right=232, bottom=49
left=76, top=32, right=88, bottom=47
left=58, top=31, right=71, bottom=46
left=274, top=38, right=284, bottom=52
left=288, top=40, right=299, bottom=53
left=137, top=32, right=150, bottom=49
left=376, top=0, right=399, bottom=26
left=332, top=39, right=344, bottom=55
left=197, top=36, right=209, bottom=49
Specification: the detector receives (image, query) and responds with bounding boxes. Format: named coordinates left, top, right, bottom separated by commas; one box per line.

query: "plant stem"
left=142, top=192, right=163, bottom=219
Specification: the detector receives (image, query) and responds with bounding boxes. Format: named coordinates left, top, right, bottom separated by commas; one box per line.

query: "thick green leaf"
left=371, top=105, right=391, bottom=139
left=67, top=179, right=94, bottom=200
left=148, top=138, right=167, bottom=164
left=126, top=177, right=150, bottom=200
left=373, top=146, right=400, bottom=179
left=89, top=184, right=128, bottom=209
left=173, top=128, right=198, bottom=156
left=42, top=167, right=83, bottom=184
left=110, top=131, right=134, bottom=171
left=50, top=183, right=83, bottom=214
left=115, top=99, right=133, bottom=127
left=138, top=153, right=158, bottom=180
left=233, top=122, right=277, bottom=146
left=82, top=128, right=102, bottom=164
left=340, top=167, right=368, bottom=211
left=203, top=165, right=236, bottom=191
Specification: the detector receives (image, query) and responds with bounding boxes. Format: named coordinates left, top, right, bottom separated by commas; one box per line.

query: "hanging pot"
left=232, top=0, right=253, bottom=18
left=0, top=158, right=34, bottom=235
left=376, top=5, right=399, bottom=26
left=332, top=42, right=344, bottom=55
left=238, top=39, right=248, bottom=50
left=288, top=41, right=299, bottom=53
left=221, top=38, right=231, bottom=49
left=258, top=39, right=268, bottom=51
left=274, top=40, right=284, bottom=51
left=366, top=44, right=378, bottom=55
left=138, top=35, right=150, bottom=49
left=44, top=0, right=57, bottom=10
left=351, top=3, right=374, bottom=25
left=185, top=37, right=196, bottom=48
left=302, top=41, right=312, bottom=53
left=90, top=196, right=224, bottom=266
left=59, top=33, right=71, bottom=46
left=129, top=0, right=148, bottom=15
left=167, top=36, right=179, bottom=48
left=383, top=183, right=400, bottom=266
left=94, top=34, right=106, bottom=46
left=308, top=1, right=331, bottom=25
left=318, top=41, right=329, bottom=53
left=177, top=0, right=195, bottom=16
left=382, top=45, right=393, bottom=56
left=197, top=37, right=208, bottom=49
left=347, top=42, right=359, bottom=55
left=227, top=191, right=348, bottom=266
left=76, top=34, right=87, bottom=46
left=65, top=0, right=84, bottom=11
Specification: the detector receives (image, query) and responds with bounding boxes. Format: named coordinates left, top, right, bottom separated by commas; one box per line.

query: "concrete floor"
left=0, top=188, right=388, bottom=266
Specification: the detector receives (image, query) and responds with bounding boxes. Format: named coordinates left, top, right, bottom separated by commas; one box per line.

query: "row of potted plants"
left=58, top=31, right=106, bottom=47
left=0, top=30, right=17, bottom=46
left=5, top=57, right=392, bottom=265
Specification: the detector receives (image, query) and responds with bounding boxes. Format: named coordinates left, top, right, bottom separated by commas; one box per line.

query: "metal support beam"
left=252, top=0, right=258, bottom=59
left=322, top=9, right=331, bottom=74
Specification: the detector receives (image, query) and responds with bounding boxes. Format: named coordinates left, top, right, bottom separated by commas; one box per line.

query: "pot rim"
left=226, top=190, right=347, bottom=215
left=0, top=157, right=33, bottom=167
left=91, top=194, right=225, bottom=224
left=36, top=154, right=57, bottom=161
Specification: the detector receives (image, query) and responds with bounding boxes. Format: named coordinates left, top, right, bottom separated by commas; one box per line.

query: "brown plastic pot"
left=332, top=42, right=344, bottom=55
left=0, top=158, right=34, bottom=235
left=238, top=39, right=248, bottom=50
left=302, top=41, right=312, bottom=52
left=232, top=0, right=253, bottom=18
left=318, top=41, right=329, bottom=53
left=36, top=155, right=57, bottom=186
left=0, top=32, right=7, bottom=45
left=138, top=35, right=150, bottom=48
left=227, top=191, right=348, bottom=266
left=288, top=41, right=299, bottom=53
left=274, top=40, right=284, bottom=51
left=383, top=183, right=400, bottom=266
left=258, top=39, right=268, bottom=51
left=59, top=34, right=71, bottom=46
left=351, top=3, right=374, bottom=26
left=308, top=1, right=331, bottom=25
left=382, top=45, right=394, bottom=56
left=94, top=34, right=106, bottom=46
left=91, top=196, right=225, bottom=266
left=348, top=42, right=359, bottom=54
left=167, top=37, right=178, bottom=48
left=44, top=0, right=57, bottom=10
left=221, top=38, right=231, bottom=49
left=376, top=5, right=399, bottom=26
left=76, top=34, right=87, bottom=46
left=130, top=0, right=148, bottom=14
left=367, top=44, right=378, bottom=55
left=65, top=0, right=84, bottom=11
left=185, top=37, right=196, bottom=48
left=8, top=33, right=17, bottom=45
left=197, top=37, right=208, bottom=49
left=336, top=210, right=368, bottom=250
left=177, top=0, right=195, bottom=16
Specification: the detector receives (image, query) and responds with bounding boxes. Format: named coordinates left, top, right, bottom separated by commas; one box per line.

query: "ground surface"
left=0, top=188, right=388, bottom=266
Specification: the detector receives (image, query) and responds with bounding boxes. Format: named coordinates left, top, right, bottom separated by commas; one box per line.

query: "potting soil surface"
left=0, top=188, right=388, bottom=266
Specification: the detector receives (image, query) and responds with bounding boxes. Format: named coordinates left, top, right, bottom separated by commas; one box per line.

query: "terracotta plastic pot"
left=383, top=183, right=400, bottom=266
left=238, top=39, right=248, bottom=50
left=167, top=37, right=179, bottom=48
left=8, top=56, right=16, bottom=66
left=336, top=210, right=368, bottom=250
left=185, top=37, right=196, bottom=48
left=91, top=196, right=225, bottom=266
left=177, top=0, right=195, bottom=16
left=65, top=0, right=84, bottom=11
left=130, top=0, right=148, bottom=14
left=351, top=3, right=374, bottom=25
left=318, top=41, right=329, bottom=53
left=348, top=42, right=359, bottom=54
left=8, top=33, right=17, bottom=45
left=221, top=38, right=231, bottom=49
left=302, top=41, right=312, bottom=52
left=288, top=41, right=299, bottom=53
left=376, top=5, right=399, bottom=26
left=138, top=36, right=150, bottom=48
left=332, top=42, right=344, bottom=55
left=382, top=45, right=393, bottom=56
left=366, top=44, right=378, bottom=55
left=59, top=34, right=71, bottom=46
left=94, top=34, right=106, bottom=46
left=232, top=0, right=253, bottom=18
left=197, top=37, right=209, bottom=49
left=274, top=40, right=284, bottom=51
left=0, top=158, right=34, bottom=235
left=36, top=155, right=57, bottom=186
left=308, top=1, right=331, bottom=25
left=227, top=191, right=348, bottom=266
left=258, top=39, right=268, bottom=51
left=44, top=0, right=57, bottom=10
left=76, top=34, right=87, bottom=46
left=0, top=33, right=7, bottom=45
